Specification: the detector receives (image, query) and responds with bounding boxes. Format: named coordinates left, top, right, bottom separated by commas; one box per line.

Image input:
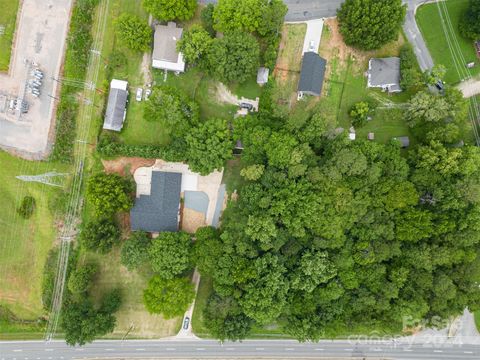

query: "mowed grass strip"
left=416, top=0, right=480, bottom=84
left=0, top=0, right=19, bottom=71
left=0, top=151, right=69, bottom=319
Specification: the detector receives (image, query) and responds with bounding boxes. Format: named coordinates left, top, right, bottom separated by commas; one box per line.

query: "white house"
left=152, top=22, right=185, bottom=73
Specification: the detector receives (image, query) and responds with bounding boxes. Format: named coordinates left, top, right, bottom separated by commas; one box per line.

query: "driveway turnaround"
left=0, top=0, right=73, bottom=158
left=1, top=339, right=480, bottom=359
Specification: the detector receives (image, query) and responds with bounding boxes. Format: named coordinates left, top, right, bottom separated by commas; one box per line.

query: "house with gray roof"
left=103, top=79, right=128, bottom=132
left=130, top=171, right=182, bottom=232
left=368, top=57, right=402, bottom=93
left=297, top=52, right=327, bottom=98
left=152, top=22, right=185, bottom=73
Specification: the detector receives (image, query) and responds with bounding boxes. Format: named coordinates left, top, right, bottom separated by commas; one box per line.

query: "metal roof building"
left=257, top=67, right=269, bottom=85
left=393, top=136, right=410, bottom=148
left=103, top=79, right=128, bottom=132
left=130, top=171, right=182, bottom=233
left=297, top=52, right=327, bottom=97
left=368, top=57, right=402, bottom=93
left=152, top=22, right=185, bottom=72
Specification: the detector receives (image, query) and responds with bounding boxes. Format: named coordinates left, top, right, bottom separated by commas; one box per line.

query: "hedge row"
left=97, top=136, right=183, bottom=162
left=50, top=0, right=100, bottom=163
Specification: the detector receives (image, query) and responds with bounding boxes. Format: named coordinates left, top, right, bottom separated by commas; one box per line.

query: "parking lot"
left=0, top=0, right=73, bottom=158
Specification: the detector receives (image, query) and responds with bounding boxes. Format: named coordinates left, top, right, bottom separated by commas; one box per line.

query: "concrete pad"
left=0, top=0, right=73, bottom=158
left=302, top=19, right=324, bottom=54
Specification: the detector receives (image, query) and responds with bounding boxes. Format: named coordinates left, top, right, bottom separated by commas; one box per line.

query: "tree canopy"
left=121, top=231, right=151, bottom=271
left=177, top=25, right=213, bottom=65
left=337, top=0, right=406, bottom=50
left=86, top=173, right=133, bottom=217
left=185, top=118, right=233, bottom=175
left=194, top=86, right=480, bottom=341
left=143, top=276, right=195, bottom=318
left=205, top=31, right=260, bottom=84
left=143, top=0, right=197, bottom=22
left=213, top=0, right=287, bottom=37
left=149, top=232, right=192, bottom=279
left=80, top=217, right=120, bottom=253
left=115, top=13, right=152, bottom=52
left=459, top=0, right=480, bottom=40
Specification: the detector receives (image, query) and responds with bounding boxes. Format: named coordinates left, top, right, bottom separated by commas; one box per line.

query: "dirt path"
left=457, top=78, right=480, bottom=98
left=102, top=157, right=156, bottom=176
left=215, top=83, right=259, bottom=111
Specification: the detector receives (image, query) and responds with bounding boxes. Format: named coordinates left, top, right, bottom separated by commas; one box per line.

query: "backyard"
left=0, top=0, right=19, bottom=71
left=0, top=151, right=69, bottom=324
left=416, top=0, right=480, bottom=84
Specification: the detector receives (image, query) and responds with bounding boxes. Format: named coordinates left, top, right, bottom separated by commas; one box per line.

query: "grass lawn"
left=416, top=0, right=480, bottom=84
left=191, top=276, right=212, bottom=337
left=154, top=68, right=238, bottom=121
left=315, top=20, right=412, bottom=142
left=0, top=151, right=69, bottom=320
left=229, top=77, right=262, bottom=99
left=84, top=247, right=182, bottom=339
left=0, top=0, right=19, bottom=71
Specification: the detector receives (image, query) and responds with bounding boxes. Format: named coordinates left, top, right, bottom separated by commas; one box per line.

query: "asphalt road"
left=1, top=339, right=480, bottom=360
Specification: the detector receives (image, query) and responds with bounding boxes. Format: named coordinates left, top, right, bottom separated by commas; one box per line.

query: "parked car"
left=136, top=88, right=143, bottom=101
left=435, top=80, right=444, bottom=91
left=308, top=40, right=316, bottom=52
left=144, top=89, right=151, bottom=100
left=239, top=102, right=253, bottom=111
left=183, top=317, right=190, bottom=330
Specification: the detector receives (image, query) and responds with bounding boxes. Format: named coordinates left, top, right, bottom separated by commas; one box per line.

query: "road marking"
left=315, top=348, right=324, bottom=351
left=135, top=349, right=145, bottom=351
left=75, top=349, right=84, bottom=351
left=255, top=348, right=265, bottom=351
left=344, top=348, right=353, bottom=351
left=285, top=348, right=294, bottom=351
left=13, top=350, right=22, bottom=352
left=166, top=348, right=176, bottom=351
left=105, top=348, right=114, bottom=351
left=403, top=349, right=413, bottom=352
left=225, top=347, right=235, bottom=351
left=434, top=350, right=443, bottom=353
left=196, top=348, right=206, bottom=351
left=464, top=351, right=473, bottom=354
left=373, top=348, right=382, bottom=351
left=45, top=349, right=54, bottom=351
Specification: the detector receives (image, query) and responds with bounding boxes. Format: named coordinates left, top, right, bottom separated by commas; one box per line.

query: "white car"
left=144, top=89, right=151, bottom=100
left=136, top=88, right=143, bottom=102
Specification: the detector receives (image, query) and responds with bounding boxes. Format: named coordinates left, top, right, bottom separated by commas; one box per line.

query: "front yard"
left=416, top=0, right=480, bottom=84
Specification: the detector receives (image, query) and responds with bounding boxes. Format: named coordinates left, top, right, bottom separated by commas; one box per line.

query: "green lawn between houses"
left=416, top=0, right=480, bottom=85
left=0, top=0, right=19, bottom=71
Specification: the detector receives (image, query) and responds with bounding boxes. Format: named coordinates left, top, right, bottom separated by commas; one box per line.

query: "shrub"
left=17, top=196, right=36, bottom=219
left=349, top=101, right=370, bottom=128
left=68, top=263, right=98, bottom=294
left=400, top=44, right=421, bottom=90
left=121, top=231, right=151, bottom=271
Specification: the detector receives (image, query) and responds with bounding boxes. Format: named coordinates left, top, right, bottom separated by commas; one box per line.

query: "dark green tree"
left=17, top=196, right=36, bottom=219
left=201, top=3, right=216, bottom=36
left=205, top=32, right=260, bottom=83
left=177, top=25, right=213, bottom=65
left=68, top=263, right=98, bottom=294
left=186, top=118, right=233, bottom=175
left=149, top=232, right=192, bottom=279
left=143, top=276, right=195, bottom=318
left=143, top=0, right=197, bottom=21
left=86, top=173, right=133, bottom=217
left=80, top=217, right=120, bottom=253
left=203, top=294, right=253, bottom=342
left=121, top=231, right=151, bottom=271
left=459, top=0, right=480, bottom=40
left=337, top=0, right=406, bottom=50
left=115, top=13, right=152, bottom=52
